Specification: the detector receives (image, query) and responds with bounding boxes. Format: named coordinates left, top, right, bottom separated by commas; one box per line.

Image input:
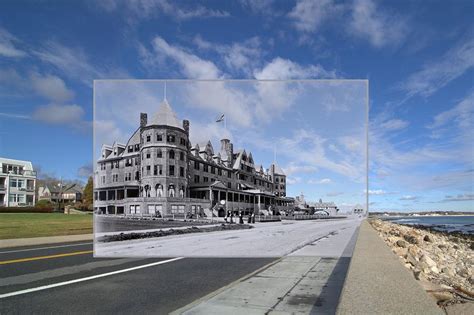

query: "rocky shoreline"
left=369, top=219, right=474, bottom=311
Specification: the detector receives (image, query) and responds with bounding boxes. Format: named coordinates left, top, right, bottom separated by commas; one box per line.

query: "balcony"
left=0, top=184, right=5, bottom=190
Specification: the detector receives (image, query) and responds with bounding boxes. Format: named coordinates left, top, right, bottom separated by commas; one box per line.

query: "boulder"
left=404, top=234, right=419, bottom=245
left=420, top=254, right=437, bottom=268
left=423, top=234, right=433, bottom=242
left=396, top=240, right=407, bottom=248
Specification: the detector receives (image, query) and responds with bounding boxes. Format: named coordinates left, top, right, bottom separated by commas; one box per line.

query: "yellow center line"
left=0, top=250, right=93, bottom=265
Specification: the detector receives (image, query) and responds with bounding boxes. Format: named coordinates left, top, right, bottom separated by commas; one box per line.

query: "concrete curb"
left=336, top=220, right=443, bottom=314
left=0, top=234, right=93, bottom=249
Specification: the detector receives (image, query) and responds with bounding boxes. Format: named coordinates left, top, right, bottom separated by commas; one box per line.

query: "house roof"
left=150, top=100, right=182, bottom=129
left=271, top=163, right=285, bottom=175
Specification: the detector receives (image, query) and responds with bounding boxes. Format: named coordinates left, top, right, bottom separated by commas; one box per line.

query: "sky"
left=0, top=0, right=472, bottom=212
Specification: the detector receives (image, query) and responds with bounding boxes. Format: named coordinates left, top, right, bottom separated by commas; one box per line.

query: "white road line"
left=0, top=243, right=93, bottom=254
left=0, top=257, right=184, bottom=299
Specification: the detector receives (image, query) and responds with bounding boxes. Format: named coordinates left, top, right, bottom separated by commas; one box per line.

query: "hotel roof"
left=150, top=100, right=182, bottom=129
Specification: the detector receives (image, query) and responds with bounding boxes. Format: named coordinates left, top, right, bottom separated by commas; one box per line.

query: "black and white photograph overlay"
left=93, top=80, right=368, bottom=258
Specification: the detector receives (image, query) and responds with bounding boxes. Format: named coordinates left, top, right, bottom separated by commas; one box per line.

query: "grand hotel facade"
left=94, top=100, right=294, bottom=217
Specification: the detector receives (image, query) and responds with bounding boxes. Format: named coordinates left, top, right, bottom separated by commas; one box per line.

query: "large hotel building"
left=94, top=100, right=294, bottom=217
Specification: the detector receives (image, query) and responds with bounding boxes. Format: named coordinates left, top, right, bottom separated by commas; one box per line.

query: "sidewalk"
left=0, top=234, right=93, bottom=249
left=337, top=220, right=443, bottom=314
left=173, top=256, right=347, bottom=315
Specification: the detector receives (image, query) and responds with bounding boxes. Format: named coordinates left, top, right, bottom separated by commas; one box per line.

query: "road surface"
left=1, top=217, right=361, bottom=314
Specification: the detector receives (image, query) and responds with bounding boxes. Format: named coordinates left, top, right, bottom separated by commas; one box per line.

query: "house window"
left=203, top=164, right=208, bottom=172
left=146, top=135, right=151, bottom=142
left=169, top=165, right=175, bottom=176
left=157, top=149, right=162, bottom=158
left=167, top=134, right=175, bottom=143
left=10, top=178, right=17, bottom=187
left=180, top=152, right=184, bottom=161
left=194, top=175, right=199, bottom=183
left=180, top=167, right=184, bottom=177
left=146, top=165, right=151, bottom=175
left=157, top=134, right=163, bottom=141
left=169, top=150, right=175, bottom=159
left=194, top=160, right=200, bottom=170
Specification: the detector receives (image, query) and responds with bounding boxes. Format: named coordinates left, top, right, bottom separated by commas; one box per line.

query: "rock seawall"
left=369, top=219, right=473, bottom=310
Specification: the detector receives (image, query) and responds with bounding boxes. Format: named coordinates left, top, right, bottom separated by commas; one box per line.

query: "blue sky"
left=0, top=0, right=472, bottom=212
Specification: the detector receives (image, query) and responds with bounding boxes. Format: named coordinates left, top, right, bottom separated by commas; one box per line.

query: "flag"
left=216, top=114, right=225, bottom=122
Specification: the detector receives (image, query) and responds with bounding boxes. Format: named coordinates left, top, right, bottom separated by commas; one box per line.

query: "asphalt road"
left=0, top=241, right=275, bottom=314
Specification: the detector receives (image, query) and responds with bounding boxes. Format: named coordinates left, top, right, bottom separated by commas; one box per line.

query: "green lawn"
left=0, top=213, right=93, bottom=239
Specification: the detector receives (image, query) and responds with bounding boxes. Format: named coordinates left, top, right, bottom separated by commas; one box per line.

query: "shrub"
left=0, top=206, right=53, bottom=213
left=36, top=199, right=54, bottom=208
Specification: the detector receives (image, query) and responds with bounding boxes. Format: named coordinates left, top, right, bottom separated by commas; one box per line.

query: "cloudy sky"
left=0, top=0, right=472, bottom=212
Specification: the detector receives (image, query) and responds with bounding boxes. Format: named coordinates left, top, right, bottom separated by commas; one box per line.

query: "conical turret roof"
left=150, top=99, right=182, bottom=129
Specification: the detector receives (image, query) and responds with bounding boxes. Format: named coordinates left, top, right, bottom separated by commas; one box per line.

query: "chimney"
left=183, top=119, right=190, bottom=135
left=140, top=113, right=147, bottom=128
left=220, top=138, right=230, bottom=152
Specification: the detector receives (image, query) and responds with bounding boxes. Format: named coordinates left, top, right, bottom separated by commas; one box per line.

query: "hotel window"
left=180, top=138, right=186, bottom=146
left=227, top=182, right=231, bottom=189
left=203, top=177, right=209, bottom=182
left=146, top=135, right=151, bottom=142
left=128, top=145, right=133, bottom=153
left=158, top=164, right=163, bottom=175
left=125, top=173, right=131, bottom=181
left=115, top=161, right=119, bottom=168
left=10, top=179, right=17, bottom=187
left=111, top=161, right=114, bottom=169
left=194, top=175, right=199, bottom=183
left=154, top=165, right=158, bottom=176
left=167, top=134, right=175, bottom=143
left=180, top=152, right=184, bottom=161
left=228, top=171, right=231, bottom=178
left=157, top=149, right=162, bottom=158
left=135, top=171, right=140, bottom=180
left=134, top=144, right=140, bottom=151
left=211, top=166, right=215, bottom=174
left=203, top=164, right=208, bottom=172
left=194, top=161, right=200, bottom=170
left=157, top=134, right=163, bottom=141
left=169, top=165, right=175, bottom=176
left=146, top=151, right=151, bottom=159
left=169, top=150, right=175, bottom=159
left=101, top=176, right=106, bottom=184
left=146, top=165, right=151, bottom=175
left=180, top=167, right=184, bottom=177
left=276, top=178, right=279, bottom=183
left=218, top=169, right=222, bottom=176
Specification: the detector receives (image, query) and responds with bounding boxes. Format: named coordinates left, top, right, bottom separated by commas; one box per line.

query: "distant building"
left=38, top=183, right=83, bottom=203
left=0, top=157, right=37, bottom=207
left=94, top=99, right=294, bottom=216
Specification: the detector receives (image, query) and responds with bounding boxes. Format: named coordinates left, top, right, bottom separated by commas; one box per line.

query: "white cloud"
left=254, top=57, right=336, bottom=80
left=399, top=195, right=418, bottom=201
left=34, top=41, right=129, bottom=87
left=287, top=176, right=302, bottom=185
left=308, top=178, right=332, bottom=184
left=30, top=72, right=74, bottom=102
left=0, top=27, right=26, bottom=58
left=366, top=189, right=387, bottom=195
left=429, top=90, right=474, bottom=130
left=100, top=0, right=229, bottom=21
left=398, top=36, right=474, bottom=98
left=349, top=0, right=407, bottom=48
left=32, top=104, right=90, bottom=133
left=150, top=36, right=222, bottom=79
left=440, top=193, right=474, bottom=202
left=288, top=0, right=342, bottom=33
left=77, top=164, right=93, bottom=178
left=380, top=119, right=409, bottom=131
left=283, top=163, right=318, bottom=176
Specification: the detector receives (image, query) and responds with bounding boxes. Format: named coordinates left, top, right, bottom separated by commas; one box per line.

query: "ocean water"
left=384, top=216, right=474, bottom=235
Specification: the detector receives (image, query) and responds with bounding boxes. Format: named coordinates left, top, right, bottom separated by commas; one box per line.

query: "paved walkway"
left=337, top=220, right=443, bottom=314
left=0, top=234, right=93, bottom=249
left=172, top=219, right=361, bottom=314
